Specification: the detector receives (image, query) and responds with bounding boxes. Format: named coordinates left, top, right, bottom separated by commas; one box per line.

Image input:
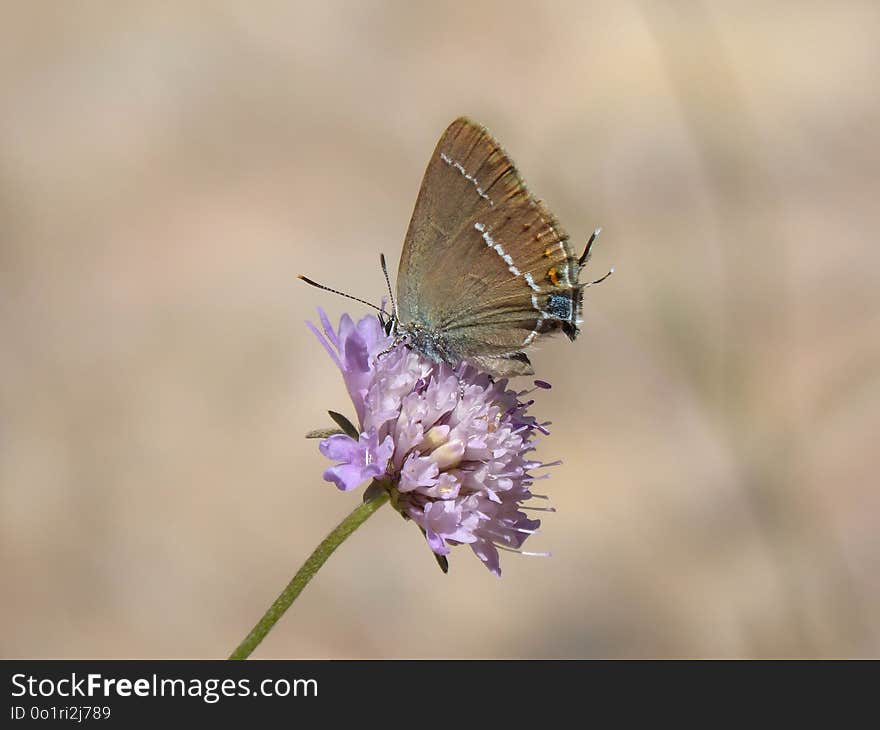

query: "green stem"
left=228, top=491, right=390, bottom=660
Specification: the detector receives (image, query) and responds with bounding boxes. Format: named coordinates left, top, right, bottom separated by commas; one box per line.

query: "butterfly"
left=301, top=117, right=609, bottom=377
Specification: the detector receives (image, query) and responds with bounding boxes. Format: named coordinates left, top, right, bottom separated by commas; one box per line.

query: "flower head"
left=309, top=309, right=554, bottom=576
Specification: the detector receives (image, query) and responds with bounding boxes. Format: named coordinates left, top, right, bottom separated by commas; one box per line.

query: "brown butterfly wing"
left=396, top=118, right=585, bottom=377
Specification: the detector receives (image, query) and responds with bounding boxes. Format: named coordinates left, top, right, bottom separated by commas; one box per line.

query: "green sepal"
left=328, top=410, right=359, bottom=440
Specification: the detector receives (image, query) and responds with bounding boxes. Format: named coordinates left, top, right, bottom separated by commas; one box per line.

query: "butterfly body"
left=392, top=117, right=591, bottom=377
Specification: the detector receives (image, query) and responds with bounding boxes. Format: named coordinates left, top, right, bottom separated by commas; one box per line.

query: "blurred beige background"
left=2, top=2, right=878, bottom=658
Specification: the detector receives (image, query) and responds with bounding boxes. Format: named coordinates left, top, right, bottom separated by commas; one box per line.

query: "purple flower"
left=308, top=309, right=554, bottom=576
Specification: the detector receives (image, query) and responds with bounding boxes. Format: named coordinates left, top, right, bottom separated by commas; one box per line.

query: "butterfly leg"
left=376, top=335, right=406, bottom=362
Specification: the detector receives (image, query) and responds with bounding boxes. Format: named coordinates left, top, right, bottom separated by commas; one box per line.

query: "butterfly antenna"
left=379, top=253, right=397, bottom=320
left=297, top=275, right=384, bottom=313
left=578, top=227, right=602, bottom=266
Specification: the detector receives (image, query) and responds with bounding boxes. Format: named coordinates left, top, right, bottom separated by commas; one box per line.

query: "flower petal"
left=425, top=529, right=450, bottom=555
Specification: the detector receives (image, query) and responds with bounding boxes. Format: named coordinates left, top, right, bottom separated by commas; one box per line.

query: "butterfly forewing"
left=397, top=117, right=586, bottom=377
left=397, top=120, right=518, bottom=317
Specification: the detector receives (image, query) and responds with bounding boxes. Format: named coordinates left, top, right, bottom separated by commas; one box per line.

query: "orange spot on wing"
left=547, top=267, right=560, bottom=286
